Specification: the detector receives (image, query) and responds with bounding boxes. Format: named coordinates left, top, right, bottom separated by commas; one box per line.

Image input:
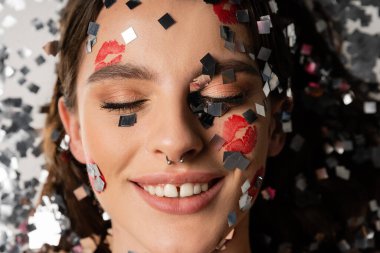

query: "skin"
left=58, top=1, right=286, bottom=252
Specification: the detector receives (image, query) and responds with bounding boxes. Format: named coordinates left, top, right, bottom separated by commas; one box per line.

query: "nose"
left=146, top=92, right=204, bottom=165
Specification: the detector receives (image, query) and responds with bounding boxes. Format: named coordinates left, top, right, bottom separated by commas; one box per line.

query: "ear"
left=267, top=96, right=293, bottom=157
left=58, top=97, right=86, bottom=163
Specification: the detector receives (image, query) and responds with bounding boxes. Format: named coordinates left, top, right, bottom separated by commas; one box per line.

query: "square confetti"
left=158, top=13, right=176, bottom=30
left=119, top=114, right=137, bottom=127
left=121, top=27, right=137, bottom=45
left=126, top=0, right=141, bottom=9
left=255, top=103, right=265, bottom=117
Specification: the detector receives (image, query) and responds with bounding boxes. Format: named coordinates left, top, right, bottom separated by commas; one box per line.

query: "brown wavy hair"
left=41, top=0, right=292, bottom=251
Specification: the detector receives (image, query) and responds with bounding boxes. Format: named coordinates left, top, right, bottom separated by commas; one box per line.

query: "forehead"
left=78, top=0, right=253, bottom=84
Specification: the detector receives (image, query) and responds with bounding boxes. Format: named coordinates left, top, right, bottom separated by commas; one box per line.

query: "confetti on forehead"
left=104, top=0, right=116, bottom=9
left=126, top=0, right=141, bottom=9
left=158, top=13, right=176, bottom=30
left=200, top=53, right=217, bottom=78
left=121, top=27, right=137, bottom=45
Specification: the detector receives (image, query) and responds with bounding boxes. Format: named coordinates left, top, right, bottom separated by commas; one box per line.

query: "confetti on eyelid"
left=158, top=13, right=176, bottom=30
left=126, top=0, right=141, bottom=9
left=222, top=68, right=235, bottom=84
left=119, top=114, right=137, bottom=127
left=121, top=27, right=137, bottom=45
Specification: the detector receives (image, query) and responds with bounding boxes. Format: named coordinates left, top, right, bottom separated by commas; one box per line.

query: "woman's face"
left=63, top=0, right=280, bottom=252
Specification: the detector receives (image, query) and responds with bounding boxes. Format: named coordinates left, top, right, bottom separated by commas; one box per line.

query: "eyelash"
left=100, top=93, right=245, bottom=113
left=100, top=100, right=147, bottom=113
left=188, top=92, right=245, bottom=108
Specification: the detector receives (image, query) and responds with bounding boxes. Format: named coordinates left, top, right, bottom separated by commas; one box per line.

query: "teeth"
left=148, top=185, right=155, bottom=195
left=164, top=184, right=178, bottom=198
left=180, top=183, right=194, bottom=197
left=142, top=182, right=212, bottom=198
left=194, top=183, right=201, bottom=194
left=155, top=185, right=164, bottom=197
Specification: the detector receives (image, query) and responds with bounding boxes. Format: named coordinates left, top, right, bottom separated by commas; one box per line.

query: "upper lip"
left=129, top=171, right=225, bottom=185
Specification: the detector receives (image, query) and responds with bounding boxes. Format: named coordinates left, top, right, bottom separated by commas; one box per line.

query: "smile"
left=130, top=172, right=225, bottom=215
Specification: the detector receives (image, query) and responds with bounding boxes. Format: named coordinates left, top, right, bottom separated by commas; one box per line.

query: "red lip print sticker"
left=95, top=40, right=126, bottom=71
left=223, top=114, right=257, bottom=154
left=212, top=0, right=238, bottom=24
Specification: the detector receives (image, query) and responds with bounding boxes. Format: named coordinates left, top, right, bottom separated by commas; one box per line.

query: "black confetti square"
left=200, top=53, right=217, bottom=78
left=222, top=68, right=236, bottom=84
left=35, top=55, right=46, bottom=66
left=20, top=66, right=30, bottom=75
left=18, top=77, right=26, bottom=85
left=28, top=83, right=40, bottom=94
left=158, top=13, right=176, bottom=30
left=126, top=0, right=141, bottom=9
left=199, top=113, right=214, bottom=129
left=242, top=109, right=257, bottom=124
left=119, top=114, right=137, bottom=127
left=104, top=0, right=116, bottom=8
left=236, top=9, right=250, bottom=23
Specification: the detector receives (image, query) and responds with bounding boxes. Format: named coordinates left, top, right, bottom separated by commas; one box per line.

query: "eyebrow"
left=87, top=60, right=260, bottom=84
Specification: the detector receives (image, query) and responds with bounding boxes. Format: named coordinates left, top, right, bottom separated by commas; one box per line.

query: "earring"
left=86, top=163, right=106, bottom=192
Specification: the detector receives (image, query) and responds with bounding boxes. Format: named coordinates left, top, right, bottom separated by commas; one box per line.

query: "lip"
left=130, top=172, right=225, bottom=215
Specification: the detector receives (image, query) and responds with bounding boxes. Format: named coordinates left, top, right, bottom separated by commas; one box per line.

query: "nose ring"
left=166, top=155, right=173, bottom=165
left=166, top=155, right=185, bottom=165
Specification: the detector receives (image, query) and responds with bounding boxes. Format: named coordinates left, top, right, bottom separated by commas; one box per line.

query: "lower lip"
left=132, top=179, right=224, bottom=215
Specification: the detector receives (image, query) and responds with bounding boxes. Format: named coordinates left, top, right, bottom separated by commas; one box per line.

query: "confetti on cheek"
left=212, top=0, right=238, bottom=24
left=222, top=115, right=257, bottom=154
left=94, top=40, right=126, bottom=71
left=248, top=166, right=265, bottom=198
